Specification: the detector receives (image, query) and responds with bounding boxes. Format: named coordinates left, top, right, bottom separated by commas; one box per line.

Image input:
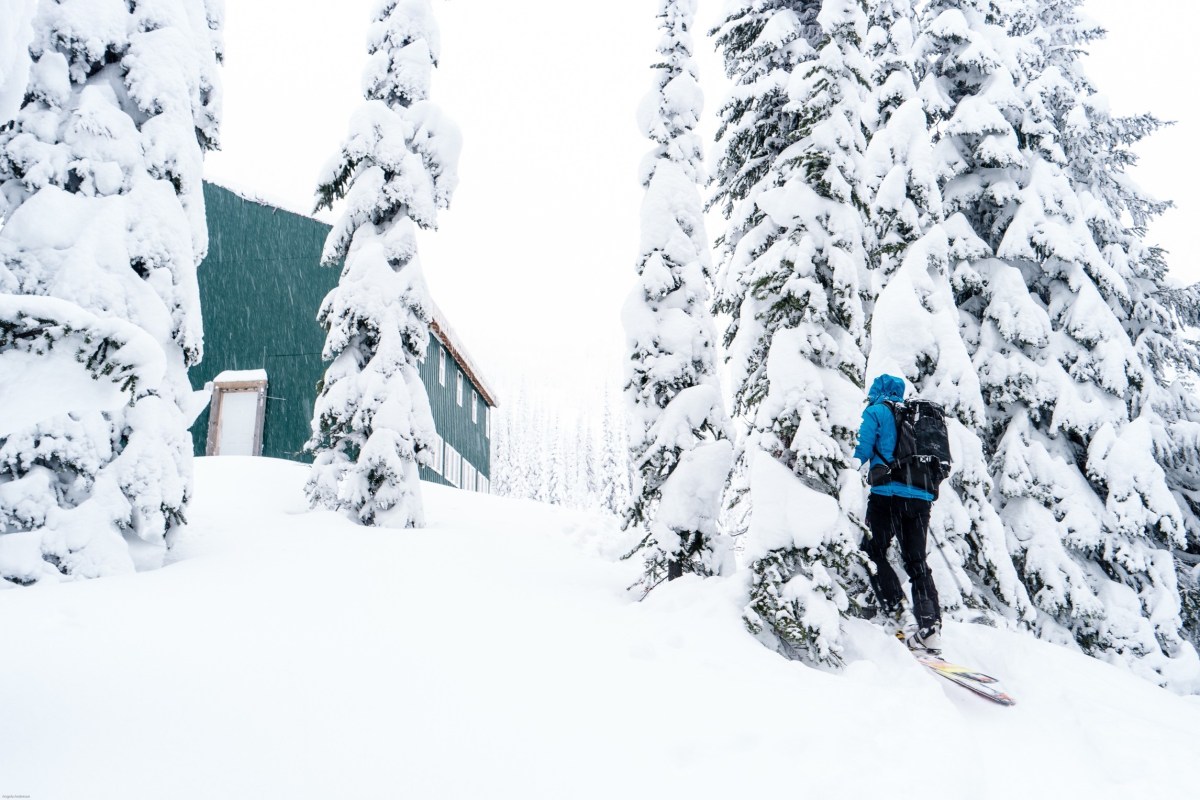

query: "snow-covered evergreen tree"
left=307, top=0, right=461, bottom=528
left=623, top=0, right=733, bottom=592
left=558, top=415, right=584, bottom=509
left=713, top=0, right=875, bottom=665
left=710, top=1, right=824, bottom=540
left=714, top=0, right=804, bottom=531
left=598, top=383, right=634, bottom=518
left=491, top=379, right=525, bottom=499
left=496, top=376, right=542, bottom=502
left=863, top=0, right=935, bottom=279
left=0, top=0, right=223, bottom=583
left=572, top=414, right=598, bottom=510
left=861, top=0, right=1033, bottom=623
left=916, top=0, right=1199, bottom=687
left=1028, top=0, right=1200, bottom=682
left=0, top=0, right=36, bottom=127
left=544, top=412, right=568, bottom=507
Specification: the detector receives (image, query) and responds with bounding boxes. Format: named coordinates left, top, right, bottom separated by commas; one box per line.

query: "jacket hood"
left=867, top=374, right=906, bottom=404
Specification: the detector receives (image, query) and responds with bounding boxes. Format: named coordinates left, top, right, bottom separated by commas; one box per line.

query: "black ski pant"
left=862, top=494, right=941, bottom=630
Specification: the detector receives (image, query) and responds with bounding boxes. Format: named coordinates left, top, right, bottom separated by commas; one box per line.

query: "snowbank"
left=1, top=457, right=1197, bottom=799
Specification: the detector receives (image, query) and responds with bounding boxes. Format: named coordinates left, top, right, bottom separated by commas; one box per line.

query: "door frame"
left=205, top=372, right=269, bottom=456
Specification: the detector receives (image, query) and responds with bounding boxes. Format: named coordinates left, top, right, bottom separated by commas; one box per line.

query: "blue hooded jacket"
left=853, top=374, right=935, bottom=501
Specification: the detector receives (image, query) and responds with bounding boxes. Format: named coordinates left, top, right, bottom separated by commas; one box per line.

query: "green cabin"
left=190, top=181, right=497, bottom=492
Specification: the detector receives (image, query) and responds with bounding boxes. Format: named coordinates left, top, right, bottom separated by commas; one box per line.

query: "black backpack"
left=869, top=399, right=953, bottom=498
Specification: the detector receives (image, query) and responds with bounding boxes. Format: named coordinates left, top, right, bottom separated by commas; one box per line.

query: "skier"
left=853, top=374, right=942, bottom=652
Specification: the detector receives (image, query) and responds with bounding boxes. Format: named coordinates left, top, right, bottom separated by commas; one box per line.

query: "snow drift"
left=2, top=456, right=1197, bottom=799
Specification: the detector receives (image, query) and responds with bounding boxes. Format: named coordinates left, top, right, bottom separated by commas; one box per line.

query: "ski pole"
left=927, top=522, right=970, bottom=601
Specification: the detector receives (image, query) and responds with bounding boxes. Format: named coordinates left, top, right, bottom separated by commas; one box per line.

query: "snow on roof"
left=213, top=369, right=268, bottom=385
left=204, top=177, right=330, bottom=224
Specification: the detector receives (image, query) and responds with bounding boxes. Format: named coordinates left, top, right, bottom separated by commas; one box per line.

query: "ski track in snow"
left=1, top=457, right=1197, bottom=799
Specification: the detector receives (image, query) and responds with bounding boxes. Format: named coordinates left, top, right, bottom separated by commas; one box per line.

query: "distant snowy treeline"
left=490, top=375, right=633, bottom=519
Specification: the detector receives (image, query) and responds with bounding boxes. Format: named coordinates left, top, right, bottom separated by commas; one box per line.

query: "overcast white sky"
left=204, top=0, right=1200, bottom=396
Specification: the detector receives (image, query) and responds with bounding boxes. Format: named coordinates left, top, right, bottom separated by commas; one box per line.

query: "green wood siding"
left=417, top=335, right=492, bottom=488
left=191, top=182, right=492, bottom=483
left=190, top=183, right=333, bottom=461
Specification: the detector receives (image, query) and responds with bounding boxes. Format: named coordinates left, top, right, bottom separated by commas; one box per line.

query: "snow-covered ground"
left=3, top=457, right=1198, bottom=800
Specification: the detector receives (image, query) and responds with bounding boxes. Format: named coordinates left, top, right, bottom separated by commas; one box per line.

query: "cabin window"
left=429, top=433, right=444, bottom=475
left=456, top=371, right=463, bottom=406
left=445, top=444, right=462, bottom=487
left=438, top=348, right=446, bottom=386
left=463, top=461, right=477, bottom=493
left=205, top=370, right=268, bottom=457
left=472, top=390, right=478, bottom=423
left=478, top=474, right=490, bottom=494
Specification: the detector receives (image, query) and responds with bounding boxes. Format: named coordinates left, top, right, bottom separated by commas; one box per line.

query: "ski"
left=913, top=653, right=1016, bottom=706
left=913, top=654, right=999, bottom=684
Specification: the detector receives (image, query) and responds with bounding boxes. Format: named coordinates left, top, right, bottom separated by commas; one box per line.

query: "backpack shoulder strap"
left=871, top=401, right=899, bottom=463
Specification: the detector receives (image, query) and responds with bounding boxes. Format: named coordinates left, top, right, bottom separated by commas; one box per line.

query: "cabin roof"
left=206, top=178, right=324, bottom=223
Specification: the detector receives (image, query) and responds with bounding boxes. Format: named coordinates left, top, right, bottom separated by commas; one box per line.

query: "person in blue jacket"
left=853, top=374, right=942, bottom=651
